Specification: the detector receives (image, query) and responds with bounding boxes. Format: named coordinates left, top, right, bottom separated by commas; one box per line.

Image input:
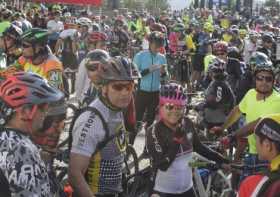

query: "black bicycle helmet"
left=227, top=47, right=241, bottom=60
left=249, top=52, right=274, bottom=76
left=100, top=56, right=141, bottom=84
left=84, top=49, right=110, bottom=71
left=148, top=31, right=165, bottom=47
left=255, top=116, right=280, bottom=142
left=262, top=33, right=275, bottom=43
left=208, top=57, right=226, bottom=74
left=21, top=28, right=49, bottom=46
left=3, top=24, right=22, bottom=41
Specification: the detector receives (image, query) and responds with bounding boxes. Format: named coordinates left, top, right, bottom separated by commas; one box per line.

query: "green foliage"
left=265, top=0, right=280, bottom=7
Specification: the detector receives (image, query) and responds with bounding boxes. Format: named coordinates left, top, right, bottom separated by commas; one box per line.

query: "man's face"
left=150, top=42, right=162, bottom=53
left=103, top=81, right=134, bottom=109
left=30, top=104, right=49, bottom=133
left=22, top=42, right=34, bottom=58
left=264, top=41, right=273, bottom=49
left=0, top=36, right=15, bottom=51
left=255, top=71, right=274, bottom=94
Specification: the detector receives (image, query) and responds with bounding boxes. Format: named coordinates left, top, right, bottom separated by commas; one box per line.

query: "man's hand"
left=209, top=126, right=224, bottom=135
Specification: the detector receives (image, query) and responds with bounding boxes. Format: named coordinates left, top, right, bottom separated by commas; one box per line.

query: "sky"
left=168, top=0, right=191, bottom=10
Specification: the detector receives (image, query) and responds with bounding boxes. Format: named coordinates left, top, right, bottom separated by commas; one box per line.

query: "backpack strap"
left=256, top=170, right=280, bottom=197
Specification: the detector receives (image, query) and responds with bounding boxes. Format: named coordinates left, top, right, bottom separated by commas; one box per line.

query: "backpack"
left=68, top=106, right=121, bottom=155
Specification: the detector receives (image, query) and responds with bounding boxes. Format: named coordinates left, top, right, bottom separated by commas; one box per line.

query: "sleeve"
left=71, top=111, right=105, bottom=157
left=239, top=89, right=251, bottom=113
left=75, top=59, right=90, bottom=102
left=133, top=52, right=142, bottom=71
left=146, top=125, right=179, bottom=171
left=191, top=123, right=229, bottom=164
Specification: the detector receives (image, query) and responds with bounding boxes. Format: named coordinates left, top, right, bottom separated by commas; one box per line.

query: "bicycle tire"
left=124, top=144, right=139, bottom=176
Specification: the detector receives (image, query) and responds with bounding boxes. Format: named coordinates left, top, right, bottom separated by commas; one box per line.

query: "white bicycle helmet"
left=77, top=17, right=92, bottom=27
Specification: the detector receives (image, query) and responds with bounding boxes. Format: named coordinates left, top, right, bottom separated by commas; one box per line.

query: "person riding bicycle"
left=211, top=52, right=280, bottom=179
left=75, top=32, right=109, bottom=104
left=238, top=114, right=280, bottom=197
left=0, top=72, right=64, bottom=196
left=0, top=22, right=22, bottom=68
left=76, top=17, right=92, bottom=62
left=243, top=31, right=258, bottom=64
left=16, top=28, right=64, bottom=90
left=257, top=33, right=275, bottom=60
left=69, top=56, right=141, bottom=197
left=146, top=82, right=229, bottom=197
left=201, top=57, right=235, bottom=134
left=55, top=28, right=80, bottom=95
left=133, top=31, right=168, bottom=136
left=109, top=16, right=130, bottom=57
left=79, top=49, right=110, bottom=106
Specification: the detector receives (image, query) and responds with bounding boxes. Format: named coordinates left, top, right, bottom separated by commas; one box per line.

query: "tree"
left=145, top=0, right=169, bottom=12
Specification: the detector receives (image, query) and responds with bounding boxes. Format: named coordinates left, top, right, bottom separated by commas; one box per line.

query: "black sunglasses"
left=85, top=62, right=99, bottom=72
left=256, top=75, right=274, bottom=83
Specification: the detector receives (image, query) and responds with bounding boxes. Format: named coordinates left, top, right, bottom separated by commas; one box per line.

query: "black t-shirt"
left=205, top=79, right=235, bottom=111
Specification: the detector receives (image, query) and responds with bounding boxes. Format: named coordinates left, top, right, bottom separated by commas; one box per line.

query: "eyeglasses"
left=22, top=43, right=32, bottom=48
left=164, top=103, right=184, bottom=111
left=111, top=83, right=134, bottom=92
left=256, top=75, right=274, bottom=83
left=85, top=62, right=99, bottom=72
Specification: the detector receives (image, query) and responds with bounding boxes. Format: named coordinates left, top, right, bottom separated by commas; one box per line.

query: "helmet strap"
left=100, top=90, right=122, bottom=112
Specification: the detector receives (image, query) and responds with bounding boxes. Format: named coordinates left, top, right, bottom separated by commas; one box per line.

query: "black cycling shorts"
left=192, top=54, right=205, bottom=72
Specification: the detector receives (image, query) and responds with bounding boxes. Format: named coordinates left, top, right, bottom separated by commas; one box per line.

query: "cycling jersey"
left=133, top=50, right=167, bottom=92
left=185, top=34, right=196, bottom=52
left=71, top=97, right=127, bottom=195
left=239, top=89, right=280, bottom=154
left=0, top=128, right=51, bottom=197
left=17, top=54, right=64, bottom=90
left=146, top=118, right=228, bottom=194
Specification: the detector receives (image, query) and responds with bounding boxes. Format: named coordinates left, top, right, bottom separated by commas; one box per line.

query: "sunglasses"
left=86, top=62, right=99, bottom=72
left=164, top=103, right=184, bottom=111
left=256, top=75, right=273, bottom=83
left=111, top=83, right=134, bottom=92
left=22, top=43, right=32, bottom=48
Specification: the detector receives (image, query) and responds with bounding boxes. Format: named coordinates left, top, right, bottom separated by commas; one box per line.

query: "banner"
left=33, top=0, right=102, bottom=6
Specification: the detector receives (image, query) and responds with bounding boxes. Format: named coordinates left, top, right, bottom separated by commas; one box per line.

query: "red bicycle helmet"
left=0, top=72, right=64, bottom=108
left=213, top=41, right=228, bottom=55
left=88, top=31, right=108, bottom=43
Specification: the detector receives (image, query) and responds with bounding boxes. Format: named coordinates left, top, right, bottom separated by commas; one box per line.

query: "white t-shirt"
left=154, top=150, right=193, bottom=194
left=47, top=20, right=64, bottom=33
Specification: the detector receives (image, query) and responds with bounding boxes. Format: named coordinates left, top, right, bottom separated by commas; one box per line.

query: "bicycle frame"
left=191, top=152, right=232, bottom=197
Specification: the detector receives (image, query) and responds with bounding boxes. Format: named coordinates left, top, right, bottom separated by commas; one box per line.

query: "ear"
left=263, top=138, right=273, bottom=151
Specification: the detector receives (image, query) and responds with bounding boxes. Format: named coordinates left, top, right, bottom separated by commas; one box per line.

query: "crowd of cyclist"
left=0, top=1, right=280, bottom=197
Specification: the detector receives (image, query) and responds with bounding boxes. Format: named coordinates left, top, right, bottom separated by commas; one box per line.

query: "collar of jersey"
left=99, top=94, right=122, bottom=112
left=270, top=154, right=280, bottom=172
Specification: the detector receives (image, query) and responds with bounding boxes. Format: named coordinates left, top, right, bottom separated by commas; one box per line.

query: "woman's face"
left=160, top=103, right=184, bottom=126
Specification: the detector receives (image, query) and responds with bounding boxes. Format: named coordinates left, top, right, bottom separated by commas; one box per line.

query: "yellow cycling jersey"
left=185, top=34, right=196, bottom=51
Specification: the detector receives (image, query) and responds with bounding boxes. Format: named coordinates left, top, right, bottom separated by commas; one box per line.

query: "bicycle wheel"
left=209, top=170, right=231, bottom=197
left=124, top=144, right=139, bottom=176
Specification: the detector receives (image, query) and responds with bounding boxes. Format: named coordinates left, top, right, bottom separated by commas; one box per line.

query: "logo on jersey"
left=115, top=124, right=127, bottom=152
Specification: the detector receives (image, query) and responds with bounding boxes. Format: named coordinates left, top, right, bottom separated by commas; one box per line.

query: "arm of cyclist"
left=69, top=153, right=95, bottom=197
left=210, top=105, right=242, bottom=134
left=69, top=111, right=104, bottom=197
left=146, top=123, right=180, bottom=171
left=188, top=119, right=229, bottom=164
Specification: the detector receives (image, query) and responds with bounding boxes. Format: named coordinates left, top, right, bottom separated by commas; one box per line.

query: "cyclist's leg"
left=146, top=91, right=160, bottom=127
